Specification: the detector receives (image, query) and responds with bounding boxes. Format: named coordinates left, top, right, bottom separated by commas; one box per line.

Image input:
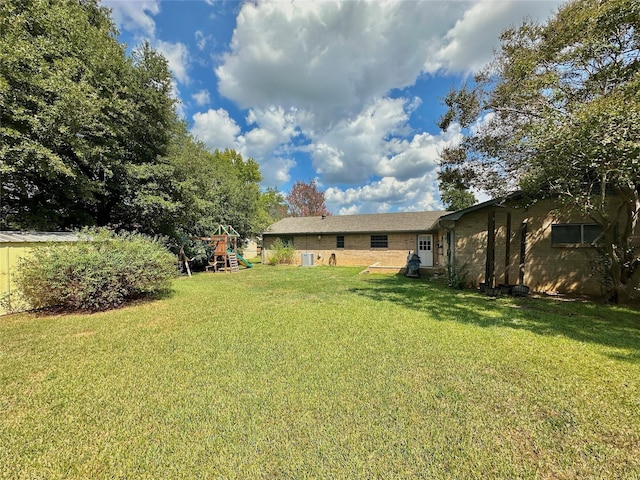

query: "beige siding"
left=451, top=198, right=633, bottom=295
left=263, top=232, right=446, bottom=269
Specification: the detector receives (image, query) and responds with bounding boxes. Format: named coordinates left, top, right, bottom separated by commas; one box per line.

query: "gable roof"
left=438, top=191, right=525, bottom=223
left=264, top=211, right=449, bottom=236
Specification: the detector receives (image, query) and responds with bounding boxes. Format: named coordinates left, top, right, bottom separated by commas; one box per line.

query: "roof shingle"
left=264, top=211, right=449, bottom=236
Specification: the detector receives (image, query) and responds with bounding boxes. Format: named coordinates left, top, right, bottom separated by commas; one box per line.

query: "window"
left=551, top=224, right=602, bottom=246
left=336, top=235, right=344, bottom=248
left=278, top=236, right=294, bottom=247
left=370, top=235, right=388, bottom=248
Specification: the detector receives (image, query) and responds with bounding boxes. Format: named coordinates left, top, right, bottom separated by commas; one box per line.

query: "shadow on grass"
left=349, top=275, right=640, bottom=356
left=26, top=288, right=177, bottom=317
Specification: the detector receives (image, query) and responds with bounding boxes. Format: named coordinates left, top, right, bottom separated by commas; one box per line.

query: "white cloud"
left=309, top=97, right=413, bottom=183
left=211, top=0, right=562, bottom=212
left=216, top=1, right=462, bottom=126
left=257, top=157, right=296, bottom=186
left=216, top=0, right=562, bottom=125
left=191, top=108, right=241, bottom=151
left=103, top=0, right=160, bottom=37
left=425, top=0, right=563, bottom=74
left=237, top=107, right=301, bottom=186
left=305, top=97, right=461, bottom=188
left=155, top=40, right=190, bottom=84
left=191, top=89, right=211, bottom=106
left=240, top=107, right=300, bottom=157
left=190, top=106, right=300, bottom=187
left=105, top=1, right=192, bottom=86
left=377, top=126, right=462, bottom=181
left=325, top=174, right=443, bottom=215
left=195, top=30, right=213, bottom=51
left=109, top=0, right=562, bottom=214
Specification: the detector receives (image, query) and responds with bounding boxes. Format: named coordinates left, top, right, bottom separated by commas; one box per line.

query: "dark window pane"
left=279, top=236, right=294, bottom=247
left=371, top=235, right=388, bottom=248
left=552, top=225, right=581, bottom=244
left=336, top=235, right=344, bottom=248
left=583, top=224, right=602, bottom=243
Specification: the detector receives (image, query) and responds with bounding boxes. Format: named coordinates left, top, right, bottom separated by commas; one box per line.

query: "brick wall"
left=450, top=198, right=636, bottom=295
left=263, top=231, right=446, bottom=268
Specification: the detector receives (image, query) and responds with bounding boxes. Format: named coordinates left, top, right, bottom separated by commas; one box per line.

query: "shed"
left=0, top=232, right=80, bottom=314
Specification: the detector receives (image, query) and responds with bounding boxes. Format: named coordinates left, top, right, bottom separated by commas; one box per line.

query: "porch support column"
left=486, top=211, right=496, bottom=287
left=519, top=221, right=527, bottom=284
left=504, top=212, right=511, bottom=285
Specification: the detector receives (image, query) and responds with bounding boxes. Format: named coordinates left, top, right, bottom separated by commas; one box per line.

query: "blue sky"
left=103, top=0, right=562, bottom=214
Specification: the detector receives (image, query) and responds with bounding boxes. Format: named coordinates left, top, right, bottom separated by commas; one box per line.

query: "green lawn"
left=1, top=265, right=639, bottom=478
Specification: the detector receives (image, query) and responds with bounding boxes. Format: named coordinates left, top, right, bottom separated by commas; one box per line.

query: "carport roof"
left=0, top=231, right=80, bottom=243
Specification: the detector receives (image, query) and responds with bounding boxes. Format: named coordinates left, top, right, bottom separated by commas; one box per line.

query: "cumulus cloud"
left=325, top=174, right=442, bottom=215
left=111, top=0, right=562, bottom=213
left=155, top=40, right=190, bottom=84
left=301, top=97, right=461, bottom=192
left=300, top=94, right=464, bottom=213
left=216, top=1, right=461, bottom=126
left=256, top=157, right=296, bottom=186
left=191, top=89, right=211, bottom=106
left=308, top=97, right=416, bottom=183
left=105, top=1, right=193, bottom=86
left=190, top=106, right=301, bottom=187
left=240, top=107, right=300, bottom=156
left=191, top=108, right=241, bottom=151
left=377, top=126, right=463, bottom=181
left=237, top=107, right=302, bottom=185
left=425, top=0, right=563, bottom=74
left=216, top=0, right=562, bottom=124
left=103, top=0, right=160, bottom=37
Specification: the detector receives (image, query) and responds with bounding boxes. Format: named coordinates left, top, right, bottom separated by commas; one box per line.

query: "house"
left=0, top=231, right=80, bottom=314
left=437, top=193, right=637, bottom=296
left=262, top=211, right=449, bottom=273
left=263, top=192, right=639, bottom=297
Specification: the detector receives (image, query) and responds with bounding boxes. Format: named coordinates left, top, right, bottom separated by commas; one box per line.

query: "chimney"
left=321, top=215, right=326, bottom=220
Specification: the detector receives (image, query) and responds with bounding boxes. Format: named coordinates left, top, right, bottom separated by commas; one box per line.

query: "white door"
left=417, top=234, right=433, bottom=267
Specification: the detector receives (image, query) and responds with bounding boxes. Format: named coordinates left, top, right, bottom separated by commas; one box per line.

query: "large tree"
left=255, top=187, right=288, bottom=231
left=438, top=0, right=640, bottom=302
left=286, top=179, right=331, bottom=217
left=1, top=0, right=128, bottom=229
left=0, top=0, right=179, bottom=234
left=0, top=0, right=269, bottom=244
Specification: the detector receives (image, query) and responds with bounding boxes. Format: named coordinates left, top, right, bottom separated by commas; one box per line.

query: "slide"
left=230, top=249, right=253, bottom=268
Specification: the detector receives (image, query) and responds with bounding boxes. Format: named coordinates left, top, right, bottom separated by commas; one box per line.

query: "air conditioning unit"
left=301, top=252, right=314, bottom=267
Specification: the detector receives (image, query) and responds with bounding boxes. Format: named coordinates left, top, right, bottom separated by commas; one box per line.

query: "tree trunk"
left=603, top=187, right=640, bottom=303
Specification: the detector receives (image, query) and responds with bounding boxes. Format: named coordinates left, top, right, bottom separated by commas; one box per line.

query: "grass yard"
left=1, top=265, right=639, bottom=478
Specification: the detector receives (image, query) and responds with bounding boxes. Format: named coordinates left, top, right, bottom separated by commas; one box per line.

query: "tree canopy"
left=0, top=0, right=275, bottom=246
left=438, top=0, right=640, bottom=301
left=440, top=185, right=476, bottom=211
left=286, top=180, right=331, bottom=217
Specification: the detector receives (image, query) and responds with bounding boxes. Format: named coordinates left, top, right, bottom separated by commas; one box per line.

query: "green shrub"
left=267, top=238, right=296, bottom=266
left=13, top=229, right=177, bottom=312
left=446, top=259, right=468, bottom=290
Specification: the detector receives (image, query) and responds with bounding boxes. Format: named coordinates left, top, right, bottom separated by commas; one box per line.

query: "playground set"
left=200, top=225, right=253, bottom=273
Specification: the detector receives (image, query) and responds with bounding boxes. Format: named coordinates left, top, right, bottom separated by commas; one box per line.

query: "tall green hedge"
left=13, top=229, right=177, bottom=312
